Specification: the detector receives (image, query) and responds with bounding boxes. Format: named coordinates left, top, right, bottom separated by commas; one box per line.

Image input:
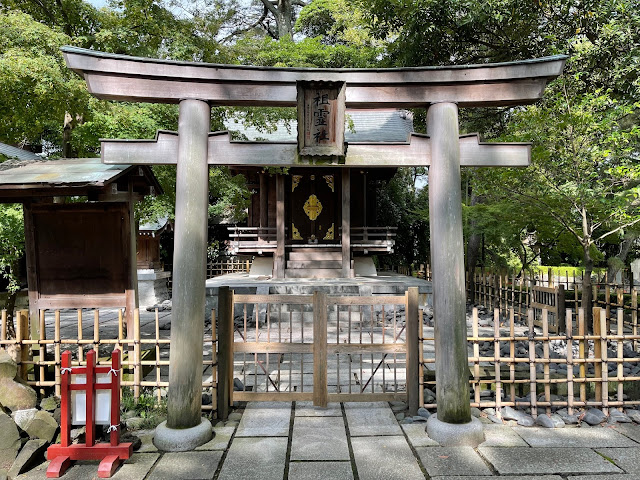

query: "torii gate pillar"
left=154, top=99, right=213, bottom=451
left=426, top=103, right=484, bottom=445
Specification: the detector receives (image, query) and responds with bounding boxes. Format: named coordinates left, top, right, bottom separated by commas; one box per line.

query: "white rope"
left=60, top=367, right=72, bottom=375
left=106, top=424, right=119, bottom=433
left=108, top=368, right=118, bottom=377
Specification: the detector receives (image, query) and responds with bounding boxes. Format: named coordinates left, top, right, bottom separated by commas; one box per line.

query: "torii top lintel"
left=62, top=47, right=567, bottom=108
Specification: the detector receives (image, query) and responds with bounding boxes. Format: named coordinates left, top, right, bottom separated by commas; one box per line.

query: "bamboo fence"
left=0, top=308, right=218, bottom=413
left=419, top=306, right=640, bottom=415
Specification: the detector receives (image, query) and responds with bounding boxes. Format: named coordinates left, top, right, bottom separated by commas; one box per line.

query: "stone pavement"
left=15, top=401, right=640, bottom=479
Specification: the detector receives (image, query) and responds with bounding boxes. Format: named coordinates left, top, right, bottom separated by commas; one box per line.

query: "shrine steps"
left=285, top=247, right=343, bottom=278
left=284, top=268, right=343, bottom=278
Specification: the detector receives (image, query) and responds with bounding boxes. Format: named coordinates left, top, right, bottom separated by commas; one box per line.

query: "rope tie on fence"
left=106, top=424, right=119, bottom=433
left=60, top=367, right=72, bottom=375
left=528, top=330, right=536, bottom=342
left=108, top=368, right=118, bottom=377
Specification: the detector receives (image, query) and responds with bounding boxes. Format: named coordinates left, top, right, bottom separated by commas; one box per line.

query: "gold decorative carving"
left=291, top=175, right=302, bottom=192
left=303, top=194, right=323, bottom=221
left=323, top=223, right=335, bottom=240
left=323, top=175, right=335, bottom=192
left=292, top=223, right=302, bottom=240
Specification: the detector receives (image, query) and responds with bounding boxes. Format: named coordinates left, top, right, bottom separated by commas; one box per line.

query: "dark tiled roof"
left=226, top=109, right=414, bottom=143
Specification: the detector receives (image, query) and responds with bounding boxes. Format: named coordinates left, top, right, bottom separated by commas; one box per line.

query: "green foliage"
left=0, top=11, right=90, bottom=146
left=0, top=203, right=25, bottom=293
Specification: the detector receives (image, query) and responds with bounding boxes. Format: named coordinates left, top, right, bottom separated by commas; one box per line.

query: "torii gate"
left=63, top=47, right=566, bottom=449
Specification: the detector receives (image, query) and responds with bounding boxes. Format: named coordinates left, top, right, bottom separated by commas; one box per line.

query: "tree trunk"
left=582, top=244, right=594, bottom=334
left=276, top=0, right=294, bottom=38
left=607, top=232, right=637, bottom=283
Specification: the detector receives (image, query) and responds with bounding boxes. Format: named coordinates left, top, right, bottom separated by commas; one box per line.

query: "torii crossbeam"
left=64, top=46, right=566, bottom=450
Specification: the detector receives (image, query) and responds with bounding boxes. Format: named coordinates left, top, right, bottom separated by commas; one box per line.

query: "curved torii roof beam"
left=62, top=47, right=567, bottom=108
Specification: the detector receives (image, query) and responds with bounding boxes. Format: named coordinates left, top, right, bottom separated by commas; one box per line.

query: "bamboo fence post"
left=118, top=309, right=124, bottom=384
left=617, top=308, right=624, bottom=409
left=77, top=309, right=84, bottom=363
left=600, top=309, right=608, bottom=414
left=1, top=310, right=6, bottom=341
left=17, top=310, right=29, bottom=379
left=542, top=309, right=551, bottom=415
left=134, top=308, right=141, bottom=400
left=93, top=310, right=99, bottom=355
left=633, top=288, right=638, bottom=352
left=212, top=309, right=218, bottom=416
left=39, top=310, right=46, bottom=395
left=155, top=308, right=161, bottom=402
left=494, top=307, right=502, bottom=416
left=605, top=283, right=611, bottom=333
left=472, top=308, right=480, bottom=407
left=406, top=287, right=419, bottom=416
left=528, top=308, right=537, bottom=417
left=54, top=311, right=61, bottom=397
left=419, top=309, right=424, bottom=408
left=593, top=306, right=602, bottom=405
left=578, top=308, right=586, bottom=405
left=509, top=308, right=516, bottom=405
left=566, top=308, right=574, bottom=415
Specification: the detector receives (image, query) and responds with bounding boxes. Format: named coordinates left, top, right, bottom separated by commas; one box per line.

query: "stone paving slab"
left=147, top=451, right=222, bottom=480
left=291, top=416, right=349, bottom=461
left=596, top=447, right=640, bottom=474
left=16, top=461, right=97, bottom=480
left=218, top=437, right=288, bottom=480
left=295, top=401, right=342, bottom=417
left=569, top=475, right=640, bottom=480
left=196, top=426, right=236, bottom=451
left=415, top=446, right=492, bottom=477
left=344, top=402, right=402, bottom=436
left=513, top=426, right=639, bottom=448
left=478, top=446, right=624, bottom=475
left=235, top=401, right=291, bottom=437
left=611, top=424, right=640, bottom=443
left=351, top=436, right=424, bottom=480
left=480, top=424, right=529, bottom=447
left=288, top=461, right=354, bottom=480
left=112, top=453, right=159, bottom=480
left=401, top=423, right=438, bottom=447
left=431, top=476, right=562, bottom=480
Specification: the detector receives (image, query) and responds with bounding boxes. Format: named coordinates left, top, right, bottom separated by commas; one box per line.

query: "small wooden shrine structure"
left=0, top=157, right=161, bottom=333
left=63, top=46, right=566, bottom=448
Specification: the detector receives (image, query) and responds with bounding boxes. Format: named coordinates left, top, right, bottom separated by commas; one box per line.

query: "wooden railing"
left=350, top=226, right=397, bottom=252
left=227, top=226, right=277, bottom=254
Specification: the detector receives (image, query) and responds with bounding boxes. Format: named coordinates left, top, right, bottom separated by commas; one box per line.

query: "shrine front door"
left=289, top=170, right=340, bottom=245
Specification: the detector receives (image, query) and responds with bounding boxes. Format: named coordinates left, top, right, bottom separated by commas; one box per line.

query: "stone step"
left=286, top=260, right=342, bottom=269
left=284, top=268, right=343, bottom=279
left=288, top=250, right=342, bottom=261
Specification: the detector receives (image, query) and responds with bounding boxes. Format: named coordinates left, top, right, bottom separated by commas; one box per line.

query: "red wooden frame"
left=46, top=349, right=132, bottom=478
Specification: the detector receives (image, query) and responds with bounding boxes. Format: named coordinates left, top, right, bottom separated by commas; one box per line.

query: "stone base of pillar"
left=426, top=414, right=484, bottom=447
left=153, top=418, right=213, bottom=451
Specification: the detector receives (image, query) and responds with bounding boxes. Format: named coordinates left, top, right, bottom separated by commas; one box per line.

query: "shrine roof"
left=0, top=157, right=162, bottom=201
left=0, top=142, right=43, bottom=162
left=227, top=109, right=413, bottom=143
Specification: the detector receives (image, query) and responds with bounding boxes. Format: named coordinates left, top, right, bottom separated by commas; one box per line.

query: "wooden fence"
left=207, top=256, right=252, bottom=278
left=0, top=308, right=219, bottom=413
left=470, top=271, right=640, bottom=336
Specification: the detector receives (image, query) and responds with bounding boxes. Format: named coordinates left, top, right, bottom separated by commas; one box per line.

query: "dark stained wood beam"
left=63, top=47, right=567, bottom=108
left=101, top=131, right=531, bottom=168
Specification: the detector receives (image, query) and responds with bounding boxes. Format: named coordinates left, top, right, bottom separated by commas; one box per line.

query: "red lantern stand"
left=47, top=349, right=132, bottom=478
